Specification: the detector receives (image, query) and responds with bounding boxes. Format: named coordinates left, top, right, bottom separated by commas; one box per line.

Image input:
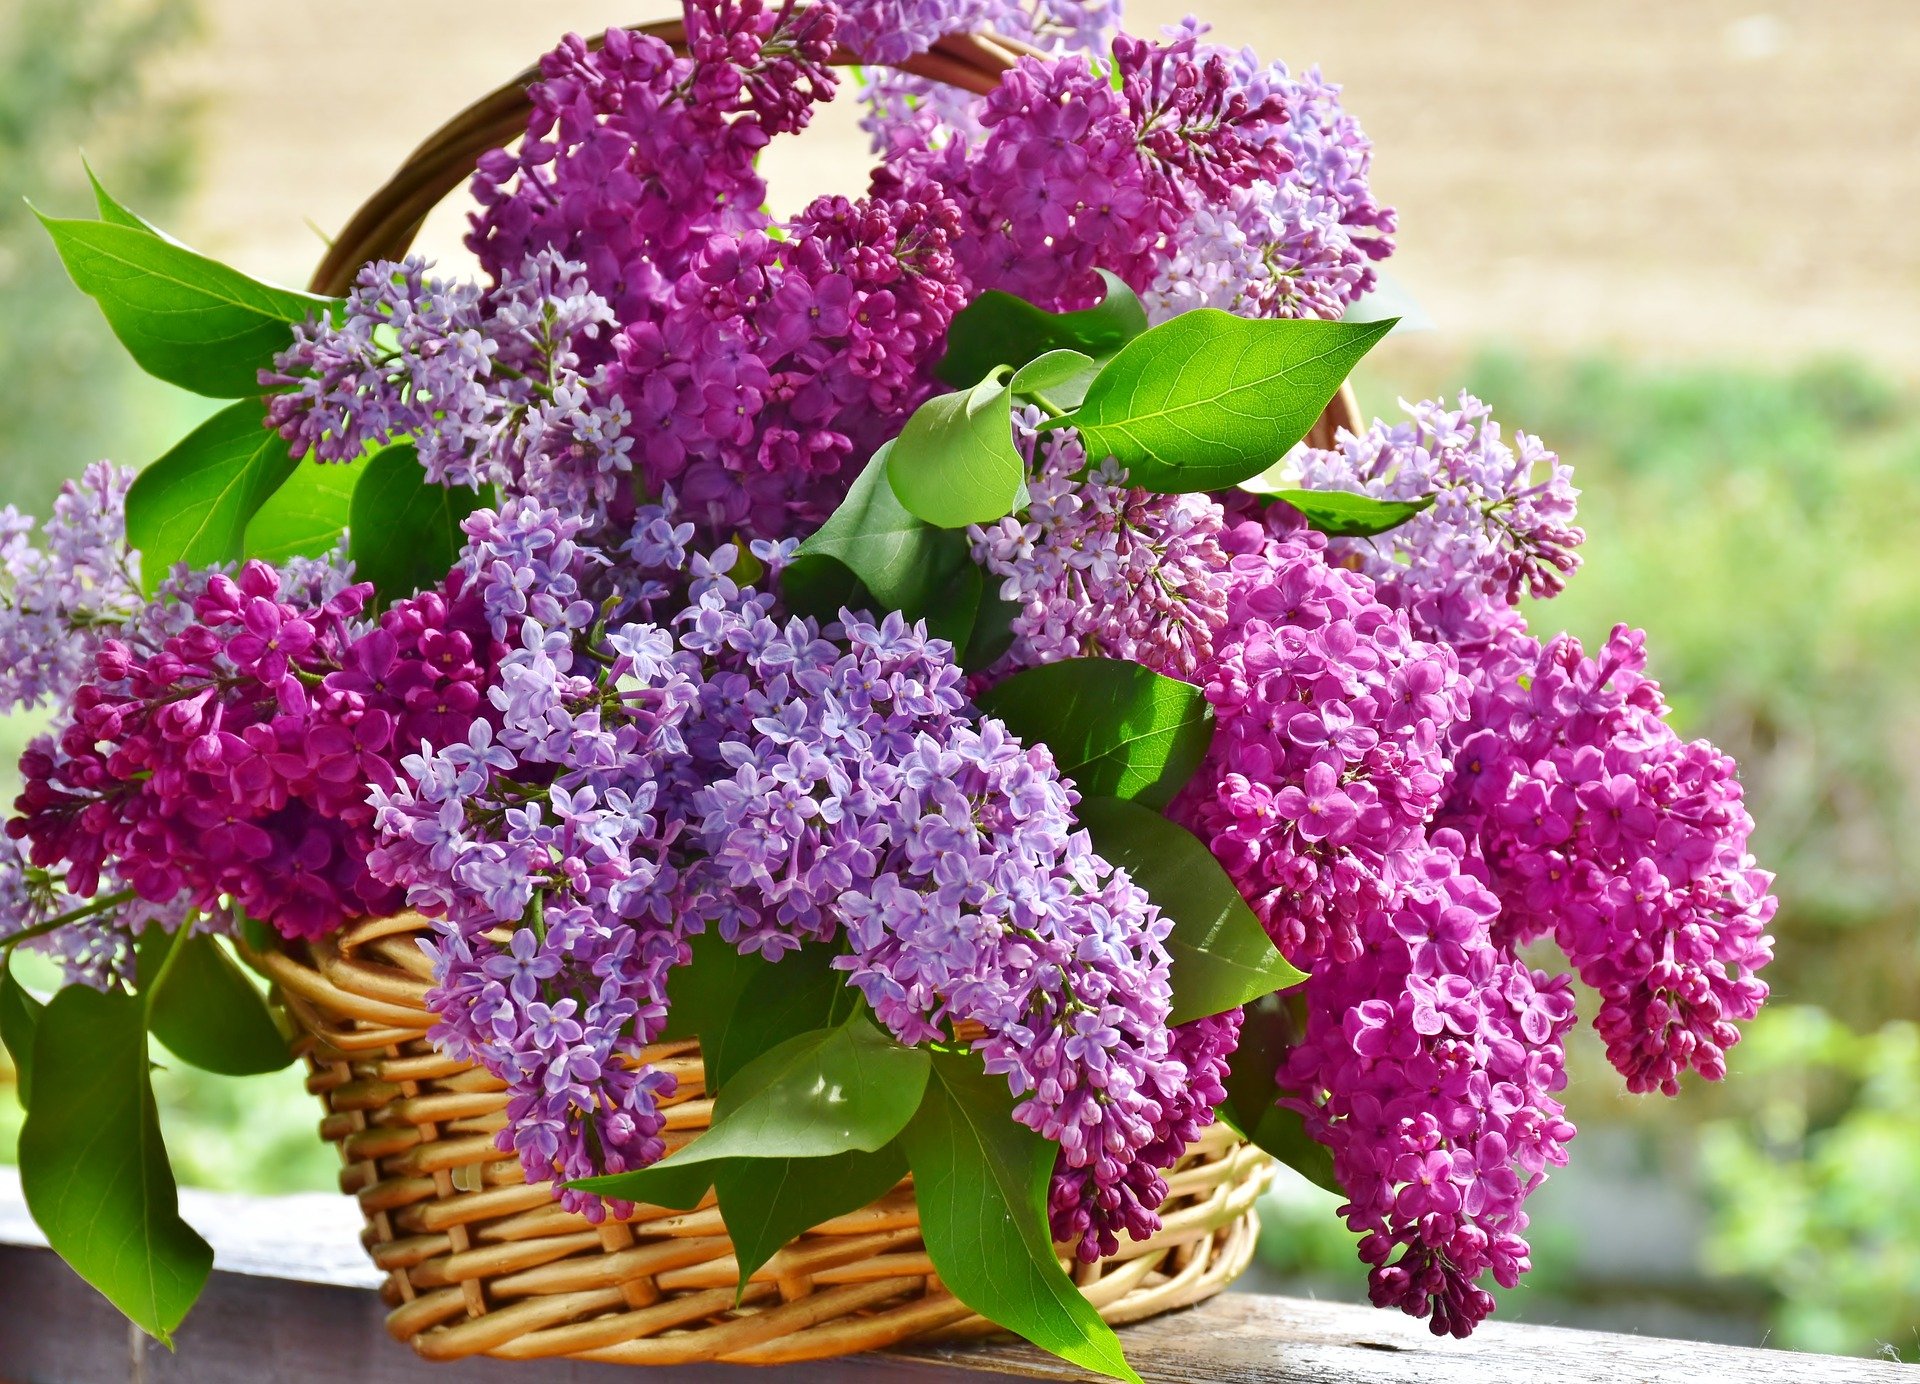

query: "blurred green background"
left=1, top=0, right=1915, bottom=1365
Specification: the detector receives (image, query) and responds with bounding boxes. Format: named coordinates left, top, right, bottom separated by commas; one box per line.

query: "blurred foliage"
left=1699, top=1007, right=1920, bottom=1361
left=0, top=0, right=201, bottom=514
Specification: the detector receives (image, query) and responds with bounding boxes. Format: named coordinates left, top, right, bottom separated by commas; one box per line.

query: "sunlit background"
left=3, top=0, right=1917, bottom=1362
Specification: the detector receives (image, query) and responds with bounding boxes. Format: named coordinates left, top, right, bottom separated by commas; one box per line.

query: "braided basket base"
left=254, top=914, right=1274, bottom=1366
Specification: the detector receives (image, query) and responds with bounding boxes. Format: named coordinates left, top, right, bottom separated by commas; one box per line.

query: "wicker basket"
left=261, top=12, right=1370, bottom=1366
left=254, top=916, right=1274, bottom=1364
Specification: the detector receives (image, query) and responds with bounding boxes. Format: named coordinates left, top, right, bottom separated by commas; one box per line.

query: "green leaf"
left=715, top=1142, right=907, bottom=1296
left=34, top=211, right=336, bottom=397
left=1010, top=348, right=1100, bottom=413
left=244, top=453, right=369, bottom=564
left=125, top=399, right=299, bottom=591
left=1250, top=488, right=1434, bottom=538
left=783, top=442, right=983, bottom=647
left=1055, top=312, right=1395, bottom=493
left=85, top=161, right=161, bottom=234
left=1076, top=797, right=1305, bottom=1024
left=962, top=585, right=1021, bottom=673
left=136, top=930, right=291, bottom=1076
left=571, top=1157, right=715, bottom=1215
left=0, top=953, right=46, bottom=1111
left=18, top=984, right=213, bottom=1343
left=1216, top=993, right=1341, bottom=1195
left=660, top=931, right=760, bottom=1047
left=901, top=1052, right=1139, bottom=1384
left=937, top=270, right=1148, bottom=390
left=691, top=942, right=844, bottom=1096
left=975, top=658, right=1214, bottom=809
left=572, top=1016, right=930, bottom=1202
left=347, top=443, right=492, bottom=608
left=886, top=372, right=1024, bottom=529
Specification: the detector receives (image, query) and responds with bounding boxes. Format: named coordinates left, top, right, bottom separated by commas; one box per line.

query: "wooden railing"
left=0, top=1170, right=1903, bottom=1383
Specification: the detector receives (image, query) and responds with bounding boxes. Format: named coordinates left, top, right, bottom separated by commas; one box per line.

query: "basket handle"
left=308, top=16, right=1361, bottom=444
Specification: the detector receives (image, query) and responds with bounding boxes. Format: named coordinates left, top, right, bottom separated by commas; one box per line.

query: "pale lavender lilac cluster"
left=969, top=414, right=1229, bottom=677
left=1292, top=393, right=1583, bottom=649
left=0, top=463, right=145, bottom=714
left=264, top=252, right=634, bottom=514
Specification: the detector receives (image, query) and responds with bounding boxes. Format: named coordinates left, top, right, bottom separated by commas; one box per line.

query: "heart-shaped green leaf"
left=715, top=1142, right=907, bottom=1297
left=244, top=453, right=368, bottom=565
left=0, top=954, right=46, bottom=1110
left=886, top=372, right=1025, bottom=529
left=1077, top=796, right=1305, bottom=1024
left=976, top=658, right=1214, bottom=809
left=35, top=209, right=337, bottom=397
left=347, top=444, right=492, bottom=608
left=783, top=442, right=984, bottom=648
left=937, top=270, right=1148, bottom=390
left=18, top=983, right=212, bottom=1343
left=902, top=1051, right=1140, bottom=1384
left=125, top=399, right=299, bottom=592
left=1249, top=488, right=1434, bottom=538
left=1055, top=312, right=1394, bottom=493
left=1215, top=992, right=1341, bottom=1195
left=136, top=930, right=291, bottom=1076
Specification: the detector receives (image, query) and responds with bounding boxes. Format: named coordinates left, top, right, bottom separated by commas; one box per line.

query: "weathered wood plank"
left=0, top=1172, right=1902, bottom=1383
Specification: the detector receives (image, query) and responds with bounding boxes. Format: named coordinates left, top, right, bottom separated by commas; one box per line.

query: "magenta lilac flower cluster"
left=1173, top=506, right=1470, bottom=967
left=1280, top=837, right=1578, bottom=1337
left=10, top=558, right=504, bottom=941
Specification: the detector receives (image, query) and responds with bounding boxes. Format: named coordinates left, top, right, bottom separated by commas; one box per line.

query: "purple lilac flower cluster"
left=264, top=252, right=634, bottom=514
left=369, top=504, right=1194, bottom=1248
left=1439, top=623, right=1776, bottom=1095
left=968, top=415, right=1230, bottom=677
left=370, top=504, right=697, bottom=1215
left=11, top=558, right=504, bottom=941
left=467, top=3, right=838, bottom=326
left=876, top=29, right=1290, bottom=311
left=1292, top=393, right=1583, bottom=649
left=605, top=190, right=971, bottom=537
left=1145, top=25, right=1396, bottom=322
left=678, top=595, right=1184, bottom=1256
left=1280, top=837, right=1578, bottom=1338
left=0, top=463, right=145, bottom=714
left=1172, top=506, right=1470, bottom=968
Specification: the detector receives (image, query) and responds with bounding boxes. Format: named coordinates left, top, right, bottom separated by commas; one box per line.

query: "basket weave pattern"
left=255, top=915, right=1274, bottom=1364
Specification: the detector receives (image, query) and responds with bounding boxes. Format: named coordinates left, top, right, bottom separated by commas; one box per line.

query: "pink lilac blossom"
left=1438, top=622, right=1775, bottom=1096
left=467, top=5, right=838, bottom=326
left=1280, top=836, right=1578, bottom=1338
left=264, top=252, right=633, bottom=515
left=10, top=559, right=504, bottom=941
left=0, top=463, right=145, bottom=714
left=1145, top=26, right=1396, bottom=322
left=1171, top=504, right=1469, bottom=968
left=1291, top=394, right=1583, bottom=651
left=968, top=414, right=1229, bottom=677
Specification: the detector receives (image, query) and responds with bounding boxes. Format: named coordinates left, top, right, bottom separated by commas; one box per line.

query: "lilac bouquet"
left=0, top=0, right=1772, bottom=1372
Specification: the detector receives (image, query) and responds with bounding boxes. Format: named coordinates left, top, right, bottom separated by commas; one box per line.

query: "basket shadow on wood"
left=251, top=915, right=1274, bottom=1365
